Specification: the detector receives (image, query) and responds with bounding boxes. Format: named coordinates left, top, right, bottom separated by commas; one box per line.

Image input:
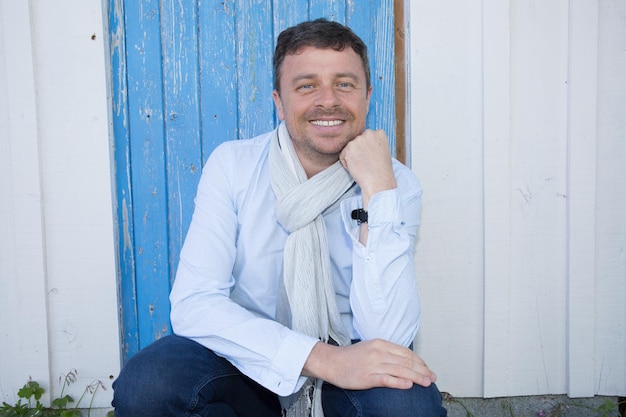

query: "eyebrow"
left=289, top=72, right=361, bottom=85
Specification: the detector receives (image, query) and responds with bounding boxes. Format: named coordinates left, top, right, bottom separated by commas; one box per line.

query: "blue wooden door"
left=108, top=0, right=399, bottom=363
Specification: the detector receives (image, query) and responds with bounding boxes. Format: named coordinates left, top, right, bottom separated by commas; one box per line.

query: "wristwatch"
left=351, top=208, right=368, bottom=225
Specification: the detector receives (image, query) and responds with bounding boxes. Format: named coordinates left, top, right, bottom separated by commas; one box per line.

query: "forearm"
left=357, top=167, right=397, bottom=246
left=346, top=187, right=422, bottom=345
left=171, top=273, right=318, bottom=396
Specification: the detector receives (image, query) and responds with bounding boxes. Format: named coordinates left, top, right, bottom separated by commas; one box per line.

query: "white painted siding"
left=0, top=0, right=120, bottom=413
left=0, top=0, right=623, bottom=411
left=410, top=0, right=626, bottom=398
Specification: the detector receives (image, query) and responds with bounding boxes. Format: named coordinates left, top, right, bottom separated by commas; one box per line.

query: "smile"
left=310, top=120, right=344, bottom=127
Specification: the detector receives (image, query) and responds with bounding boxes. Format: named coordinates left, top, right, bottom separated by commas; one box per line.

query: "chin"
left=314, top=142, right=349, bottom=156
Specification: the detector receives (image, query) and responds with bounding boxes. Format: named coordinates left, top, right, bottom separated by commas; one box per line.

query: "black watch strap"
left=351, top=208, right=368, bottom=225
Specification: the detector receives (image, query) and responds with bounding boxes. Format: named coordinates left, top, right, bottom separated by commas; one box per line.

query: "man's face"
left=272, top=46, right=372, bottom=172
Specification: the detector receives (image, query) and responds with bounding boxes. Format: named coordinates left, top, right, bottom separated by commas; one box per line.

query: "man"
left=112, top=19, right=447, bottom=417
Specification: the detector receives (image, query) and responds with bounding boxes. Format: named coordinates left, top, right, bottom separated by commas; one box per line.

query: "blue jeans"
left=112, top=335, right=447, bottom=417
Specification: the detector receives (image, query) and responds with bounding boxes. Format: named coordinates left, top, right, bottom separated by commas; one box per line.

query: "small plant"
left=594, top=399, right=619, bottom=417
left=442, top=392, right=476, bottom=417
left=442, top=392, right=622, bottom=417
left=0, top=370, right=105, bottom=417
left=538, top=397, right=619, bottom=417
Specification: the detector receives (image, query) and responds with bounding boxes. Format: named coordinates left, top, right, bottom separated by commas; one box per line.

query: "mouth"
left=310, top=119, right=345, bottom=127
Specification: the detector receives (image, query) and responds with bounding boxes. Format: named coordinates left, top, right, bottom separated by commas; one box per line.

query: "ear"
left=365, top=86, right=373, bottom=115
left=272, top=90, right=285, bottom=121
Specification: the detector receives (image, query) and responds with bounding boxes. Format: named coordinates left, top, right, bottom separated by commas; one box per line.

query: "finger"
left=378, top=374, right=415, bottom=390
left=380, top=349, right=437, bottom=387
left=376, top=372, right=431, bottom=390
left=380, top=362, right=434, bottom=388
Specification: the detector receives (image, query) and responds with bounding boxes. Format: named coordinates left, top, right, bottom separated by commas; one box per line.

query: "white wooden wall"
left=0, top=0, right=624, bottom=411
left=410, top=0, right=626, bottom=398
left=0, top=0, right=120, bottom=413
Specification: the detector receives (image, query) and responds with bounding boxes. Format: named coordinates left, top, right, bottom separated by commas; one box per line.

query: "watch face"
left=351, top=208, right=368, bottom=224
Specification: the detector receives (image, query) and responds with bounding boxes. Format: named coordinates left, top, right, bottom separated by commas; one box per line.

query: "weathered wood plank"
left=235, top=0, right=276, bottom=139
left=199, top=0, right=238, bottom=154
left=124, top=0, right=172, bottom=348
left=346, top=0, right=396, bottom=155
left=109, top=0, right=139, bottom=362
left=161, top=0, right=203, bottom=284
left=310, top=0, right=346, bottom=23
left=394, top=0, right=407, bottom=164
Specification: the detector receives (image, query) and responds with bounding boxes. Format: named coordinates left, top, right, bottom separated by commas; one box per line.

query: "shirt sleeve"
left=169, top=143, right=318, bottom=397
left=340, top=162, right=423, bottom=347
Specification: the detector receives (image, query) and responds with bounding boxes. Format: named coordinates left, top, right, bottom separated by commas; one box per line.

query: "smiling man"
left=112, top=19, right=447, bottom=417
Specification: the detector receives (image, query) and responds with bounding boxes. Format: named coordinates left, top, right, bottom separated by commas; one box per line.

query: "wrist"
left=360, top=179, right=396, bottom=210
left=302, top=341, right=338, bottom=381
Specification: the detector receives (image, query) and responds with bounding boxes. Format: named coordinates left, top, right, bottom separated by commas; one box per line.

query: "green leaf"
left=17, top=387, right=33, bottom=400
left=17, top=382, right=44, bottom=403
left=50, top=395, right=73, bottom=410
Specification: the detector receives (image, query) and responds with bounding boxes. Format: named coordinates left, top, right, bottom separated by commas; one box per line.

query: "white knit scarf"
left=270, top=123, right=356, bottom=417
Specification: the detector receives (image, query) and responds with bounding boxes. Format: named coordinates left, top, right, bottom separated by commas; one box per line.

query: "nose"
left=315, top=84, right=341, bottom=108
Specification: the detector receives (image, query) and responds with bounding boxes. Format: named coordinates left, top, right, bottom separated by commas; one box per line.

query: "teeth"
left=311, top=120, right=343, bottom=127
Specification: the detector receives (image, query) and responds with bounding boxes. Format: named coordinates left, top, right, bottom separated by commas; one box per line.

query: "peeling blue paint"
left=109, top=0, right=396, bottom=364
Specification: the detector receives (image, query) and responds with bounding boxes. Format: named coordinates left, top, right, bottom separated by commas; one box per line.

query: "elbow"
left=353, top=302, right=420, bottom=347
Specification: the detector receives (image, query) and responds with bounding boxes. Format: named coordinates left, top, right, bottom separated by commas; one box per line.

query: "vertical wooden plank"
left=199, top=0, right=238, bottom=155
left=565, top=0, right=598, bottom=398
left=0, top=0, right=52, bottom=403
left=594, top=0, right=626, bottom=396
left=160, top=0, right=203, bottom=283
left=30, top=0, right=121, bottom=403
left=124, top=0, right=172, bottom=348
left=373, top=0, right=396, bottom=155
left=409, top=1, right=485, bottom=397
left=109, top=0, right=139, bottom=363
left=271, top=1, right=310, bottom=126
left=482, top=0, right=512, bottom=398
left=347, top=0, right=396, bottom=155
left=235, top=0, right=276, bottom=139
left=505, top=0, right=570, bottom=396
left=309, top=0, right=345, bottom=22
left=272, top=0, right=308, bottom=43
left=394, top=0, right=407, bottom=165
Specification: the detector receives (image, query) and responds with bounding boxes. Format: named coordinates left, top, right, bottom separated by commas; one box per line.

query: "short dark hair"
left=273, top=18, right=371, bottom=93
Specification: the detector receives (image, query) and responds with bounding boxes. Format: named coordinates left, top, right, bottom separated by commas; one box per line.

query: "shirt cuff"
left=341, top=189, right=401, bottom=236
left=263, top=331, right=319, bottom=396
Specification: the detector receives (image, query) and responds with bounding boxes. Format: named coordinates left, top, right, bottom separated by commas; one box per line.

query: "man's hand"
left=339, top=129, right=397, bottom=209
left=302, top=339, right=437, bottom=390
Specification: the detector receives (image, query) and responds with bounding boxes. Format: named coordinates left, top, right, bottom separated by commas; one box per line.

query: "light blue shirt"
left=170, top=127, right=423, bottom=397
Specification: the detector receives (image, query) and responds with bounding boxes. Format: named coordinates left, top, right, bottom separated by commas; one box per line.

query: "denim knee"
left=112, top=335, right=238, bottom=417
left=322, top=383, right=447, bottom=417
left=112, top=337, right=186, bottom=416
left=112, top=334, right=280, bottom=417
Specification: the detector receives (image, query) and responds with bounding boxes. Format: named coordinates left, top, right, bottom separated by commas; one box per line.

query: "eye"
left=296, top=83, right=315, bottom=91
left=337, top=82, right=355, bottom=91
